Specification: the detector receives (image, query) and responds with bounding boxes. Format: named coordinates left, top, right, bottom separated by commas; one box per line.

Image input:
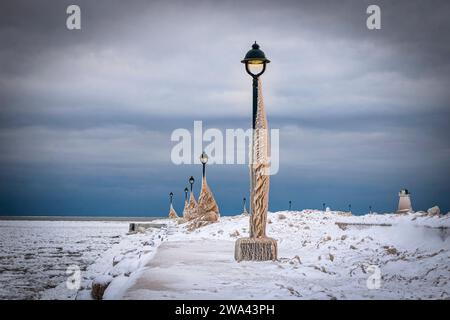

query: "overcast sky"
left=0, top=0, right=449, bottom=216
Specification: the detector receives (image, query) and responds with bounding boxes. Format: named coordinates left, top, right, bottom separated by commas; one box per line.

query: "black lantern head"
left=242, top=42, right=270, bottom=78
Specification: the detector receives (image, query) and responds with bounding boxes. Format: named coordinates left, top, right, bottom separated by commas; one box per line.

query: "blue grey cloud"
left=0, top=0, right=449, bottom=215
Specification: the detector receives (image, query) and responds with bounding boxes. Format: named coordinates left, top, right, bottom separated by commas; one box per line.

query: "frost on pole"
left=184, top=191, right=198, bottom=220
left=188, top=176, right=220, bottom=230
left=250, top=78, right=270, bottom=238
left=242, top=201, right=249, bottom=215
left=182, top=196, right=189, bottom=218
left=235, top=79, right=277, bottom=262
left=168, top=203, right=178, bottom=219
left=197, top=176, right=219, bottom=219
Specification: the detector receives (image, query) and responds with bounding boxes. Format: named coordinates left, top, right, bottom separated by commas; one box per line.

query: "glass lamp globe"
left=200, top=151, right=208, bottom=164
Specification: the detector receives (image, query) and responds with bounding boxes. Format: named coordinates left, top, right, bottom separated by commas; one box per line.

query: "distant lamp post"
left=196, top=151, right=220, bottom=222
left=185, top=176, right=198, bottom=220
left=182, top=187, right=189, bottom=218
left=168, top=192, right=178, bottom=219
left=322, top=203, right=326, bottom=211
left=242, top=197, right=248, bottom=215
left=189, top=176, right=195, bottom=192
left=348, top=204, right=352, bottom=212
left=369, top=205, right=372, bottom=214
left=200, top=151, right=208, bottom=177
left=235, top=42, right=277, bottom=262
left=289, top=201, right=292, bottom=211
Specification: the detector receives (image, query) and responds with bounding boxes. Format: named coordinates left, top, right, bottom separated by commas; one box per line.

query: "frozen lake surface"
left=0, top=220, right=132, bottom=299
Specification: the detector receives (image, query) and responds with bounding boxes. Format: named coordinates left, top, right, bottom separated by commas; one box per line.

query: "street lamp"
left=369, top=205, right=372, bottom=214
left=189, top=176, right=195, bottom=192
left=169, top=192, right=174, bottom=205
left=289, top=201, right=292, bottom=211
left=235, top=42, right=277, bottom=262
left=200, top=151, right=208, bottom=177
left=348, top=204, right=352, bottom=212
left=184, top=187, right=188, bottom=202
left=322, top=203, right=326, bottom=211
left=242, top=41, right=270, bottom=223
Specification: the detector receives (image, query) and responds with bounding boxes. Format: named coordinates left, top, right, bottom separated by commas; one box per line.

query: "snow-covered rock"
left=91, top=275, right=113, bottom=300
left=427, top=206, right=440, bottom=216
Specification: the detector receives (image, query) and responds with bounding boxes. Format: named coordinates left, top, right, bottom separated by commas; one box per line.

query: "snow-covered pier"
left=97, top=210, right=450, bottom=300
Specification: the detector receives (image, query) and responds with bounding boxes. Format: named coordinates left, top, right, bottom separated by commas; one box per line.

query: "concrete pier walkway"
left=123, top=240, right=237, bottom=299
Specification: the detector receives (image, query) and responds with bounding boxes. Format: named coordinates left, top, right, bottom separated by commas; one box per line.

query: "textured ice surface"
left=0, top=220, right=128, bottom=299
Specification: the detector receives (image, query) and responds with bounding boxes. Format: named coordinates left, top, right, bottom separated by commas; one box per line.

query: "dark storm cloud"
left=0, top=0, right=449, bottom=215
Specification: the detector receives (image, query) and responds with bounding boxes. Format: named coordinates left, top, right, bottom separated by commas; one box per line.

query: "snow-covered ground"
left=1, top=211, right=449, bottom=300
left=95, top=210, right=449, bottom=300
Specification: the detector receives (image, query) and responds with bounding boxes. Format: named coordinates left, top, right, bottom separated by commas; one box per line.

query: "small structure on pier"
left=397, top=189, right=413, bottom=214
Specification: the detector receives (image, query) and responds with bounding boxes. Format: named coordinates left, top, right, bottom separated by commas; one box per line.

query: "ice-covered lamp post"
left=200, top=151, right=208, bottom=177
left=182, top=187, right=189, bottom=218
left=235, top=42, right=277, bottom=262
left=189, top=176, right=195, bottom=192
left=196, top=151, right=220, bottom=223
left=242, top=197, right=248, bottom=215
left=168, top=192, right=178, bottom=219
left=185, top=176, right=198, bottom=220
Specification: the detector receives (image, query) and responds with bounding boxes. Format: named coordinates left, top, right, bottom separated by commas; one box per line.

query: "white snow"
left=103, top=210, right=449, bottom=300
left=1, top=211, right=448, bottom=300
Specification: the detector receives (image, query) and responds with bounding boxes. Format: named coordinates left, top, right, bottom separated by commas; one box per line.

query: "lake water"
left=0, top=217, right=159, bottom=300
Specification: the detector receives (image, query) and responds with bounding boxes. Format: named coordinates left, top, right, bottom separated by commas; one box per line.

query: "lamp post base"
left=234, top=237, right=277, bottom=262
